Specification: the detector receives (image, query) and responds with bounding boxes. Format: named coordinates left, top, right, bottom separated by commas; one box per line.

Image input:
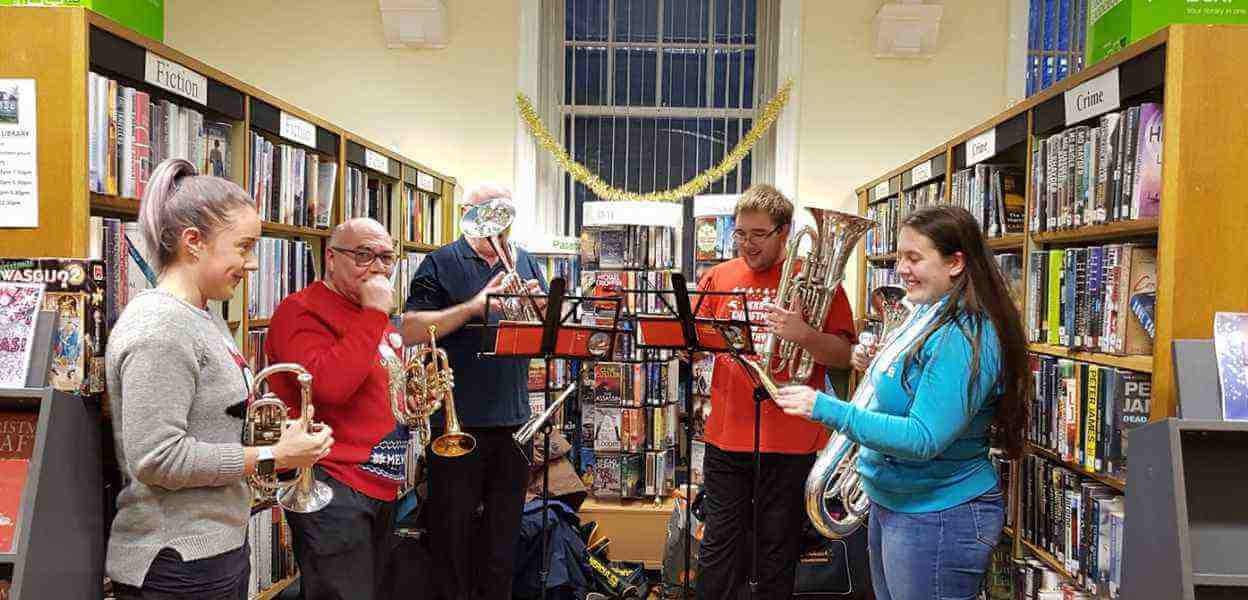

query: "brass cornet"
left=382, top=342, right=441, bottom=489
left=244, top=363, right=334, bottom=513
left=421, top=325, right=476, bottom=458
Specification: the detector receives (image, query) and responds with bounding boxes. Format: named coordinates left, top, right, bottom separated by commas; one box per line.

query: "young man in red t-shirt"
left=265, top=218, right=409, bottom=600
left=694, top=184, right=857, bottom=600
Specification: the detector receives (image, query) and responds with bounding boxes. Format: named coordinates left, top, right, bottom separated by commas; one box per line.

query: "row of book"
left=580, top=270, right=678, bottom=317
left=693, top=214, right=738, bottom=261
left=580, top=361, right=680, bottom=408
left=246, top=328, right=270, bottom=374
left=528, top=359, right=575, bottom=391
left=245, top=506, right=296, bottom=599
left=987, top=545, right=1098, bottom=600
left=88, top=72, right=233, bottom=198
left=864, top=180, right=947, bottom=256
left=248, top=133, right=336, bottom=229
left=247, top=238, right=317, bottom=320
left=581, top=403, right=679, bottom=453
left=582, top=449, right=677, bottom=499
left=1025, top=245, right=1156, bottom=355
left=344, top=166, right=393, bottom=225
left=580, top=225, right=679, bottom=271
left=950, top=164, right=1026, bottom=239
left=1019, top=454, right=1125, bottom=598
left=402, top=184, right=442, bottom=245
left=1030, top=103, right=1163, bottom=232
left=393, top=252, right=429, bottom=304
left=1028, top=356, right=1150, bottom=478
left=533, top=255, right=577, bottom=287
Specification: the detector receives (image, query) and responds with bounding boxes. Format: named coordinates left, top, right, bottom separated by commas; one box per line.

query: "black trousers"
left=426, top=425, right=530, bottom=600
left=696, top=444, right=816, bottom=600
left=113, top=546, right=250, bottom=600
left=285, top=467, right=397, bottom=600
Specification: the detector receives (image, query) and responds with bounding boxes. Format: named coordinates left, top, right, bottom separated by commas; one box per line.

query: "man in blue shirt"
left=401, top=183, right=548, bottom=600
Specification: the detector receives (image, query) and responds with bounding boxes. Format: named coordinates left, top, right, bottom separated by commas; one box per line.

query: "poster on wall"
left=0, top=79, right=38, bottom=228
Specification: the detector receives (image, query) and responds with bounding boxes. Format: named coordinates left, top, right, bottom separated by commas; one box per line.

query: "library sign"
left=966, top=129, right=996, bottom=167
left=0, top=79, right=38, bottom=228
left=1064, top=67, right=1121, bottom=126
left=583, top=200, right=682, bottom=228
left=279, top=112, right=317, bottom=148
left=144, top=52, right=207, bottom=106
left=365, top=149, right=390, bottom=174
left=911, top=160, right=933, bottom=183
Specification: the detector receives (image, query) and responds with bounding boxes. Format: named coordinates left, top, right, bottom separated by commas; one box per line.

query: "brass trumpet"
left=422, top=325, right=476, bottom=458
left=244, top=363, right=334, bottom=513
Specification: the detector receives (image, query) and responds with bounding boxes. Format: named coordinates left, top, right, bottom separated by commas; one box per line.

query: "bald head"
left=330, top=217, right=391, bottom=249
left=464, top=183, right=513, bottom=209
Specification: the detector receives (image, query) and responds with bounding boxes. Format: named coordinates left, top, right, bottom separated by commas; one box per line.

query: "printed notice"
left=0, top=79, right=38, bottom=228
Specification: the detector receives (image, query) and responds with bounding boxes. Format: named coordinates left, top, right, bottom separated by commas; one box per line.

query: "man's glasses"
left=730, top=224, right=785, bottom=245
left=332, top=246, right=398, bottom=268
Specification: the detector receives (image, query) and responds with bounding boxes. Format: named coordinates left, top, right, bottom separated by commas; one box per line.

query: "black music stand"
left=478, top=277, right=622, bottom=600
left=632, top=273, right=761, bottom=600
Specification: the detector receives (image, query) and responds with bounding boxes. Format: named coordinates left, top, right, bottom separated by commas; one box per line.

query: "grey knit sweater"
left=104, top=289, right=250, bottom=587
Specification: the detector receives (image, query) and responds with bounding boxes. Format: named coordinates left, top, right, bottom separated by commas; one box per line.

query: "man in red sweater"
left=693, top=185, right=857, bottom=599
left=266, top=217, right=409, bottom=600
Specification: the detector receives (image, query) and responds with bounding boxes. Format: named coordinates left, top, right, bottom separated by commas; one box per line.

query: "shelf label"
left=911, top=160, right=933, bottom=183
left=583, top=201, right=682, bottom=227
left=873, top=181, right=890, bottom=199
left=365, top=149, right=390, bottom=173
left=144, top=51, right=207, bottom=106
left=279, top=111, right=317, bottom=148
left=417, top=172, right=437, bottom=192
left=1065, top=67, right=1121, bottom=126
left=693, top=194, right=740, bottom=217
left=966, top=128, right=997, bottom=166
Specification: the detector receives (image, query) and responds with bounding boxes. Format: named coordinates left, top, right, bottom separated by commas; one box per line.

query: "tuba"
left=804, top=284, right=912, bottom=539
left=244, top=363, right=334, bottom=513
left=734, top=207, right=876, bottom=397
left=421, top=325, right=477, bottom=458
left=461, top=197, right=541, bottom=322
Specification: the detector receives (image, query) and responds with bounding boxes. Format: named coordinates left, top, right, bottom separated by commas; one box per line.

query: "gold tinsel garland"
left=517, top=80, right=794, bottom=203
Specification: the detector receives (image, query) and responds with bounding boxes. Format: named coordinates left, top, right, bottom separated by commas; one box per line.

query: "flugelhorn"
left=423, top=325, right=477, bottom=458
left=461, top=197, right=541, bottom=322
left=804, top=284, right=912, bottom=539
left=734, top=208, right=876, bottom=396
left=244, top=363, right=334, bottom=513
left=513, top=384, right=578, bottom=460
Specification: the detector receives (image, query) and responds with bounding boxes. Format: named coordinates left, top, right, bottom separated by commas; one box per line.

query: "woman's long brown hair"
left=897, top=206, right=1030, bottom=458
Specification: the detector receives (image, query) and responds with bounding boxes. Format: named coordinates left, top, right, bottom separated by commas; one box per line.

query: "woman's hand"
left=272, top=406, right=334, bottom=470
left=850, top=342, right=877, bottom=372
left=773, top=385, right=819, bottom=421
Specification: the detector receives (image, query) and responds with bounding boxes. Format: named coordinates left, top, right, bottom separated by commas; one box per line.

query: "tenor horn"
left=244, top=363, right=334, bottom=513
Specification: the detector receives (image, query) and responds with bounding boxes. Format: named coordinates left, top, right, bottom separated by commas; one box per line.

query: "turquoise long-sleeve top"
left=811, top=309, right=1002, bottom=513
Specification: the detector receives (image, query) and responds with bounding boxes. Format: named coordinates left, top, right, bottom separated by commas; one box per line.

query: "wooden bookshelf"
left=248, top=318, right=271, bottom=329
left=1021, top=539, right=1076, bottom=583
left=253, top=574, right=298, bottom=600
left=853, top=25, right=1248, bottom=592
left=89, top=193, right=139, bottom=216
left=1031, top=218, right=1159, bottom=244
left=261, top=222, right=331, bottom=239
left=1027, top=343, right=1153, bottom=373
left=867, top=253, right=897, bottom=262
left=403, top=241, right=438, bottom=253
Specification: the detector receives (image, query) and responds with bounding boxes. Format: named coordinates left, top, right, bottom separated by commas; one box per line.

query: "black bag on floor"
left=792, top=520, right=872, bottom=599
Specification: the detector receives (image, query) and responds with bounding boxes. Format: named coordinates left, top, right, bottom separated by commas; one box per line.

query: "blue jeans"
left=868, top=487, right=1005, bottom=600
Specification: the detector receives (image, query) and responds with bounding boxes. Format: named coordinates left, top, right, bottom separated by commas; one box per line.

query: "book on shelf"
left=247, top=238, right=316, bottom=321
left=580, top=225, right=677, bottom=271
left=249, top=133, right=336, bottom=229
left=995, top=252, right=1024, bottom=313
left=1214, top=312, right=1248, bottom=421
left=1028, top=355, right=1150, bottom=478
left=1026, top=245, right=1156, bottom=355
left=1030, top=103, right=1163, bottom=233
left=693, top=214, right=738, bottom=262
left=402, top=182, right=443, bottom=246
left=393, top=252, right=428, bottom=301
left=344, top=167, right=393, bottom=226
left=246, top=506, right=296, bottom=598
left=0, top=410, right=36, bottom=554
left=89, top=72, right=232, bottom=198
left=949, top=164, right=1026, bottom=239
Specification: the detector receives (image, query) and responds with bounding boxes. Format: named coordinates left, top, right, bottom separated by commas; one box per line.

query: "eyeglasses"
left=730, top=224, right=785, bottom=245
left=331, top=246, right=398, bottom=268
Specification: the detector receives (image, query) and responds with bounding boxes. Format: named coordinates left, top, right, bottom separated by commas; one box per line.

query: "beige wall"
left=165, top=0, right=520, bottom=190
left=796, top=0, right=1011, bottom=213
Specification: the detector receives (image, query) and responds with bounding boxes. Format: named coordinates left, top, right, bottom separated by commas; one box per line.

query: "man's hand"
left=523, top=279, right=547, bottom=316
left=765, top=304, right=815, bottom=345
left=472, top=271, right=510, bottom=318
left=360, top=274, right=395, bottom=314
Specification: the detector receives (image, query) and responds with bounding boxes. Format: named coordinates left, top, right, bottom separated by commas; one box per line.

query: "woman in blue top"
left=775, top=205, right=1029, bottom=600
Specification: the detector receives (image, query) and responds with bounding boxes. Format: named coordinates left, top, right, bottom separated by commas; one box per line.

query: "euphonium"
left=461, top=198, right=541, bottom=322
left=244, top=363, right=334, bottom=513
left=423, top=325, right=477, bottom=458
left=804, top=284, right=912, bottom=539
left=735, top=208, right=876, bottom=397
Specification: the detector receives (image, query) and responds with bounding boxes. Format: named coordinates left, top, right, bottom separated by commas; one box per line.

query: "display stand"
left=479, top=277, right=621, bottom=600
left=632, top=273, right=756, bottom=599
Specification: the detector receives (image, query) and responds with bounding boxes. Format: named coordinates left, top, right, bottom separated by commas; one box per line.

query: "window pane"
left=566, top=46, right=609, bottom=105
left=614, top=48, right=658, bottom=106
left=662, top=48, right=708, bottom=108
left=714, top=0, right=757, bottom=44
left=664, top=0, right=710, bottom=43
left=712, top=48, right=754, bottom=109
left=615, top=0, right=658, bottom=43
left=567, top=0, right=609, bottom=41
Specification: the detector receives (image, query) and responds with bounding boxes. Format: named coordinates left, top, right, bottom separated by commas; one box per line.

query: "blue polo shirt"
left=405, top=237, right=548, bottom=428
